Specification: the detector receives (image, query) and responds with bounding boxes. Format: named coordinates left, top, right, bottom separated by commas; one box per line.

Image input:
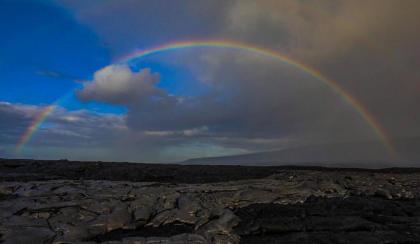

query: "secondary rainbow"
left=118, top=40, right=395, bottom=156
left=15, top=40, right=395, bottom=156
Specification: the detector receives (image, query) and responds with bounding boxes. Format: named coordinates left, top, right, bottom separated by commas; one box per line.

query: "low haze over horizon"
left=1, top=0, right=419, bottom=164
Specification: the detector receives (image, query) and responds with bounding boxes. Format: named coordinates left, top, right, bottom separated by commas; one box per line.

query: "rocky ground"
left=0, top=159, right=420, bottom=243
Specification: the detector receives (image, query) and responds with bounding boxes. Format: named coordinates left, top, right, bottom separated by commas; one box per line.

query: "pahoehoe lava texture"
left=0, top=159, right=420, bottom=243
left=235, top=197, right=420, bottom=243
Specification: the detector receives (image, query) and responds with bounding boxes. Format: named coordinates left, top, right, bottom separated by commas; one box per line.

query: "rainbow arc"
left=15, top=40, right=395, bottom=157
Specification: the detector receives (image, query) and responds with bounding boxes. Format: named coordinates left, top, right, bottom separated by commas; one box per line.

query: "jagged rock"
left=106, top=204, right=132, bottom=231
left=131, top=195, right=156, bottom=225
left=1, top=164, right=420, bottom=243
left=197, top=209, right=240, bottom=243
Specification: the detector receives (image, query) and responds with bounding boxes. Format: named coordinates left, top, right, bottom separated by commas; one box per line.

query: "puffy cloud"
left=78, top=65, right=162, bottom=105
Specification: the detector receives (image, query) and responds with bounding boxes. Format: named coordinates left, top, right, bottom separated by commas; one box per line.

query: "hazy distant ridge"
left=182, top=139, right=420, bottom=168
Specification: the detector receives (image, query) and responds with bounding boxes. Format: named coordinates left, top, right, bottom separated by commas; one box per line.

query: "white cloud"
left=78, top=65, right=162, bottom=105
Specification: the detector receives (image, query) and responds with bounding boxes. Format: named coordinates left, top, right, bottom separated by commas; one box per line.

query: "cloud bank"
left=2, top=0, right=419, bottom=162
left=59, top=0, right=420, bottom=139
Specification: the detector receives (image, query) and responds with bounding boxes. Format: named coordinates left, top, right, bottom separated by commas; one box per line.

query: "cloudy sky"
left=1, top=0, right=419, bottom=163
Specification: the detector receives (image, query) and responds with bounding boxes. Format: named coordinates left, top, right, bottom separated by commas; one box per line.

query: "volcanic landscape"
left=1, top=159, right=419, bottom=243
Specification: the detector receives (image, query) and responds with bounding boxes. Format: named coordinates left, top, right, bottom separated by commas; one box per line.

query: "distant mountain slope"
left=182, top=139, right=420, bottom=168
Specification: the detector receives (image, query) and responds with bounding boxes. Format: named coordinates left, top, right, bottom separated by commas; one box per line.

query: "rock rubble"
left=1, top=168, right=420, bottom=243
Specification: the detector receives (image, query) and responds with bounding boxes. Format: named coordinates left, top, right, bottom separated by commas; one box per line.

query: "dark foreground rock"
left=2, top=158, right=420, bottom=183
left=0, top=159, right=420, bottom=243
left=235, top=196, right=420, bottom=243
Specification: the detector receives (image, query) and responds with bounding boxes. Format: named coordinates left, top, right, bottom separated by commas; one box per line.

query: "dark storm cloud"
left=221, top=0, right=420, bottom=138
left=78, top=54, right=376, bottom=147
left=58, top=0, right=420, bottom=161
left=57, top=0, right=234, bottom=55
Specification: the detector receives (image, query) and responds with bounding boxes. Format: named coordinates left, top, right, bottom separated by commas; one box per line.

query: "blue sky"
left=0, top=0, right=419, bottom=163
left=0, top=0, right=208, bottom=114
left=0, top=1, right=105, bottom=104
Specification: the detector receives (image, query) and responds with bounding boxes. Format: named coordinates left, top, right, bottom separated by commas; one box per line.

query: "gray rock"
left=1, top=169, right=420, bottom=243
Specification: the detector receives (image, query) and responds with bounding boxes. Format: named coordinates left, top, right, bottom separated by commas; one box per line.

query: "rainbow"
left=118, top=40, right=395, bottom=156
left=15, top=40, right=395, bottom=157
left=15, top=105, right=56, bottom=154
left=15, top=92, right=72, bottom=154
